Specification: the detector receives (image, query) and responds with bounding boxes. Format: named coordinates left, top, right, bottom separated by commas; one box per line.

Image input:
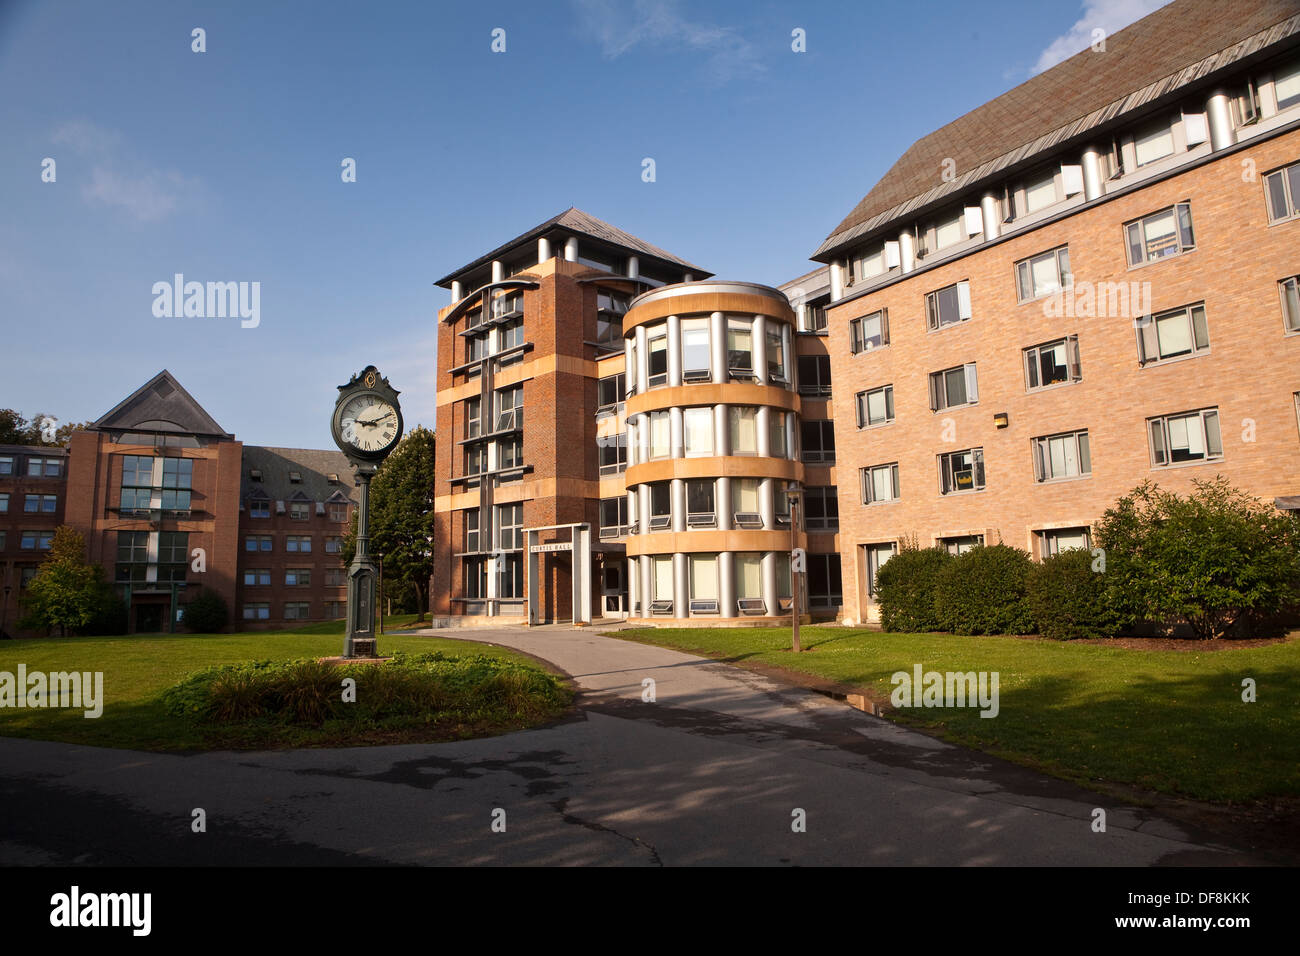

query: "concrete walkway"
left=0, top=625, right=1253, bottom=866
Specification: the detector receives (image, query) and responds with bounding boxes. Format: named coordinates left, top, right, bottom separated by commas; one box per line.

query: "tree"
left=342, top=426, right=436, bottom=621
left=0, top=408, right=92, bottom=446
left=183, top=588, right=230, bottom=633
left=19, top=527, right=109, bottom=636
left=1094, top=477, right=1300, bottom=639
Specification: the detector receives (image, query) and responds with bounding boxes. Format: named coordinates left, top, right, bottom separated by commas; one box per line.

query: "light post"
left=786, top=482, right=803, bottom=653
left=1, top=582, right=12, bottom=639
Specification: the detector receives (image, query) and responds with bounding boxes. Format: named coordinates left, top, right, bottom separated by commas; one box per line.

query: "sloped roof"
left=435, top=207, right=711, bottom=287
left=816, top=0, right=1300, bottom=258
left=90, top=370, right=232, bottom=438
left=240, top=446, right=359, bottom=504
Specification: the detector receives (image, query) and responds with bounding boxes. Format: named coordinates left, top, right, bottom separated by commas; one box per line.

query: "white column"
left=1081, top=147, right=1105, bottom=201
left=759, top=477, right=775, bottom=528
left=627, top=255, right=639, bottom=279
left=980, top=193, right=1000, bottom=240
left=719, top=551, right=736, bottom=618
left=709, top=312, right=727, bottom=384
left=564, top=237, right=579, bottom=262
left=751, top=315, right=767, bottom=384
left=756, top=406, right=771, bottom=457
left=673, top=553, right=688, bottom=619
left=491, top=260, right=504, bottom=284
left=627, top=556, right=638, bottom=618
left=717, top=476, right=732, bottom=531
left=762, top=551, right=778, bottom=616
left=669, top=407, right=684, bottom=459
left=1207, top=90, right=1235, bottom=151
left=538, top=237, right=552, bottom=263
left=451, top=280, right=463, bottom=302
left=635, top=324, right=649, bottom=394
left=627, top=489, right=637, bottom=534
left=638, top=484, right=651, bottom=535
left=899, top=230, right=916, bottom=274
left=683, top=272, right=694, bottom=282
left=624, top=337, right=635, bottom=392
left=637, top=415, right=650, bottom=465
left=780, top=323, right=792, bottom=383
left=667, top=314, right=682, bottom=387
left=671, top=479, right=686, bottom=533
left=625, top=419, right=638, bottom=467
left=786, top=413, right=796, bottom=462
left=829, top=261, right=845, bottom=301
left=714, top=404, right=730, bottom=456
left=640, top=554, right=652, bottom=616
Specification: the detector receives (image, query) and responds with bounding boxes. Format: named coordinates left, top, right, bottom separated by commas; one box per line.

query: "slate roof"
left=436, top=207, right=712, bottom=287
left=815, top=0, right=1300, bottom=259
left=90, top=370, right=232, bottom=438
left=240, top=446, right=359, bottom=505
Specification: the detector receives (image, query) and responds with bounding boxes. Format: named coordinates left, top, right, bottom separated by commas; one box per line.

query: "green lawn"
left=0, top=617, right=561, bottom=751
left=611, top=626, right=1300, bottom=803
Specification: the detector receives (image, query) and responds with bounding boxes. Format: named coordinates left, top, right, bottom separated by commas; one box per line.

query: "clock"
left=332, top=365, right=404, bottom=463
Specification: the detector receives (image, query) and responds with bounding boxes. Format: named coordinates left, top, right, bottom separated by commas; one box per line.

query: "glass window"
left=599, top=498, right=628, bottom=536
left=941, top=535, right=984, bottom=556
left=727, top=320, right=753, bottom=373
left=1134, top=120, right=1175, bottom=167
left=687, top=480, right=715, bottom=518
left=682, top=318, right=710, bottom=376
left=249, top=497, right=270, bottom=518
left=933, top=208, right=964, bottom=249
left=1015, top=246, right=1071, bottom=301
left=647, top=324, right=668, bottom=386
left=1023, top=169, right=1058, bottom=213
left=683, top=407, right=713, bottom=456
left=850, top=309, right=888, bottom=353
left=856, top=385, right=894, bottom=428
left=733, top=478, right=760, bottom=516
left=1024, top=336, right=1082, bottom=389
left=925, top=281, right=971, bottom=330
left=1040, top=527, right=1091, bottom=556
left=1149, top=409, right=1222, bottom=466
left=325, top=536, right=344, bottom=554
left=1272, top=58, right=1300, bottom=111
left=1032, top=430, right=1091, bottom=481
left=769, top=411, right=787, bottom=458
left=1264, top=161, right=1300, bottom=224
left=597, top=374, right=625, bottom=409
left=800, top=420, right=835, bottom=464
left=939, top=448, right=985, bottom=495
left=495, top=385, right=523, bottom=431
left=690, top=554, right=718, bottom=600
left=729, top=406, right=758, bottom=454
left=1281, top=276, right=1300, bottom=333
left=243, top=569, right=271, bottom=586
left=289, top=501, right=310, bottom=520
left=853, top=243, right=886, bottom=282
left=286, top=535, right=311, bottom=553
left=766, top=327, right=785, bottom=382
left=649, top=410, right=671, bottom=459
left=735, top=553, right=763, bottom=601
left=804, top=487, right=838, bottom=531
left=864, top=542, right=897, bottom=598
left=496, top=503, right=523, bottom=550
left=652, top=556, right=674, bottom=601
left=1136, top=303, right=1210, bottom=364
left=465, top=509, right=480, bottom=552
left=797, top=355, right=831, bottom=395
left=0, top=457, right=12, bottom=476
left=285, top=568, right=312, bottom=587
left=243, top=604, right=270, bottom=621
left=1125, top=203, right=1194, bottom=265
left=861, top=463, right=900, bottom=504
left=0, top=493, right=7, bottom=513
left=929, top=364, right=978, bottom=411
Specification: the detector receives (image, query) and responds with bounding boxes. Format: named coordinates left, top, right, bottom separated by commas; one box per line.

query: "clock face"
left=337, top=393, right=401, bottom=456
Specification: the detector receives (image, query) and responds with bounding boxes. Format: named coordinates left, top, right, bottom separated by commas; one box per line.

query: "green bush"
left=83, top=583, right=129, bottom=636
left=875, top=547, right=953, bottom=632
left=934, top=544, right=1037, bottom=635
left=1026, top=548, right=1120, bottom=640
left=1094, top=477, right=1300, bottom=639
left=182, top=588, right=229, bottom=634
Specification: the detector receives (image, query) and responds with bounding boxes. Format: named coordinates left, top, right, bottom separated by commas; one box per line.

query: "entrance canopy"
left=523, top=523, right=591, bottom=626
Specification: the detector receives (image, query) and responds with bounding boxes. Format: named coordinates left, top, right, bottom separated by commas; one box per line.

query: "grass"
left=0, top=616, right=570, bottom=751
left=610, top=626, right=1300, bottom=803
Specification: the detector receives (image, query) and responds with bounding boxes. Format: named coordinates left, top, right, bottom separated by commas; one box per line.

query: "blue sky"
left=0, top=0, right=1170, bottom=448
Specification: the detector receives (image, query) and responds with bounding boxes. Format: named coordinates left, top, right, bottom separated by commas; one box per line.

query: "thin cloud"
left=1032, top=0, right=1174, bottom=75
left=50, top=119, right=197, bottom=223
left=571, top=0, right=765, bottom=83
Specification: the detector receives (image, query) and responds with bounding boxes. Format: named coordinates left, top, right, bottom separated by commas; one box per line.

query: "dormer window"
left=288, top=471, right=302, bottom=483
left=249, top=469, right=263, bottom=481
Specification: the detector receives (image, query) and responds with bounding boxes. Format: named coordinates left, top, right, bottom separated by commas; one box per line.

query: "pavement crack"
left=549, top=797, right=663, bottom=866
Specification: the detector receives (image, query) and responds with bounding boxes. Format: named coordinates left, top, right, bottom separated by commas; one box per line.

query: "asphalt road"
left=0, top=626, right=1253, bottom=866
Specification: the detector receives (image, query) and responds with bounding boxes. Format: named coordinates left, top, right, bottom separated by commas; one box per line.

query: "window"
left=1015, top=246, right=1071, bottom=301
left=1024, top=336, right=1082, bottom=389
left=930, top=207, right=965, bottom=251
left=243, top=604, right=270, bottom=621
left=860, top=463, right=900, bottom=504
left=797, top=354, right=831, bottom=395
left=464, top=444, right=486, bottom=477
left=856, top=385, right=894, bottom=428
left=325, top=536, right=344, bottom=554
left=686, top=479, right=714, bottom=527
left=1273, top=58, right=1300, bottom=111
left=849, top=309, right=889, bottom=353
left=852, top=242, right=887, bottom=283
left=808, top=303, right=828, bottom=332
left=598, top=430, right=627, bottom=475
left=246, top=535, right=273, bottom=552
left=597, top=374, right=625, bottom=410
left=925, top=281, right=971, bottom=330
left=689, top=554, right=718, bottom=606
left=499, top=318, right=524, bottom=356
left=464, top=557, right=487, bottom=600
left=160, top=457, right=192, bottom=510
left=600, top=497, right=628, bottom=537
left=0, top=493, right=6, bottom=513
left=464, top=508, right=481, bottom=552
left=648, top=410, right=671, bottom=460
left=735, top=553, right=763, bottom=602
left=596, top=290, right=628, bottom=347
left=285, top=568, right=311, bottom=587
left=497, top=554, right=523, bottom=600
left=289, top=501, right=310, bottom=521
left=652, top=555, right=674, bottom=603
left=769, top=411, right=788, bottom=458
left=465, top=396, right=481, bottom=438
left=466, top=333, right=488, bottom=370
left=682, top=318, right=710, bottom=379
left=324, top=567, right=345, bottom=587
left=496, top=503, right=523, bottom=551
left=929, top=364, right=979, bottom=411
left=801, top=420, right=835, bottom=464
left=329, top=502, right=349, bottom=522
left=0, top=531, right=6, bottom=551
left=283, top=602, right=311, bottom=621
left=683, top=407, right=713, bottom=457
left=27, top=457, right=62, bottom=477
left=647, top=324, right=669, bottom=387
left=119, top=455, right=154, bottom=513
left=286, top=535, right=312, bottom=553
left=1264, top=161, right=1300, bottom=224
left=727, top=319, right=753, bottom=375
left=0, top=456, right=12, bottom=475
left=1023, top=168, right=1060, bottom=213
left=1039, top=527, right=1091, bottom=557
left=499, top=435, right=523, bottom=470
left=158, top=532, right=188, bottom=573
left=117, top=531, right=149, bottom=565
left=1032, top=430, right=1091, bottom=481
left=863, top=542, right=897, bottom=598
left=775, top=552, right=792, bottom=602
left=324, top=601, right=346, bottom=618
left=774, top=485, right=791, bottom=527
left=20, top=531, right=54, bottom=550
left=941, top=535, right=984, bottom=556
left=492, top=289, right=523, bottom=319
left=731, top=478, right=761, bottom=528
left=1133, top=119, right=1175, bottom=167
left=249, top=497, right=270, bottom=518
left=24, top=494, right=57, bottom=513
left=1136, top=303, right=1209, bottom=365
left=939, top=448, right=985, bottom=495
left=495, top=385, right=523, bottom=431
left=807, top=554, right=842, bottom=609
left=1282, top=276, right=1300, bottom=333
left=1148, top=408, right=1222, bottom=466
left=19, top=564, right=38, bottom=589
left=1125, top=203, right=1194, bottom=265
left=804, top=487, right=838, bottom=532
left=766, top=327, right=786, bottom=383
left=649, top=482, right=672, bottom=530
left=729, top=406, right=758, bottom=455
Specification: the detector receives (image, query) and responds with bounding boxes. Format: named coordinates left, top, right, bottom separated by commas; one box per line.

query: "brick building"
left=1, top=370, right=358, bottom=635
left=807, top=0, right=1300, bottom=623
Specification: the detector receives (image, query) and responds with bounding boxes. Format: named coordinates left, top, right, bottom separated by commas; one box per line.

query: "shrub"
left=1094, top=477, right=1300, bottom=639
left=875, top=547, right=954, bottom=632
left=83, top=583, right=129, bottom=636
left=183, top=588, right=229, bottom=634
left=1026, top=548, right=1120, bottom=640
left=934, top=544, right=1037, bottom=635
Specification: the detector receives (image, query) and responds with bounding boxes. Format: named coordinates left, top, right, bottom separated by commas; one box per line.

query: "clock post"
left=331, top=365, right=404, bottom=660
